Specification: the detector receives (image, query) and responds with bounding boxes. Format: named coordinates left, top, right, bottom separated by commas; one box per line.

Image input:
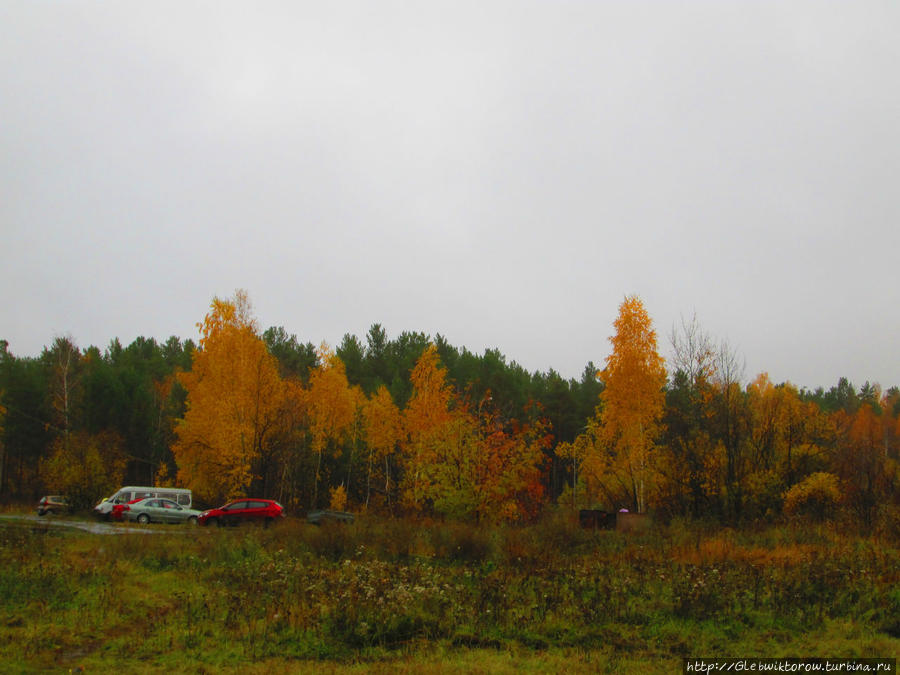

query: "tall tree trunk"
left=312, top=447, right=323, bottom=509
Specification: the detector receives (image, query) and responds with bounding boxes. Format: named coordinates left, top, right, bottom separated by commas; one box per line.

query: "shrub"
left=783, top=473, right=842, bottom=522
left=426, top=521, right=495, bottom=562
left=743, top=470, right=783, bottom=522
left=39, top=431, right=126, bottom=509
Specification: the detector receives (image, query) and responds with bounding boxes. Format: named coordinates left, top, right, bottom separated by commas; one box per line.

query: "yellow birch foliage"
left=329, top=484, right=348, bottom=511
left=365, top=386, right=402, bottom=463
left=308, top=345, right=356, bottom=453
left=598, top=295, right=667, bottom=513
left=420, top=410, right=481, bottom=518
left=746, top=373, right=782, bottom=470
left=307, top=344, right=356, bottom=506
left=363, top=385, right=402, bottom=505
left=401, top=344, right=453, bottom=510
left=744, top=374, right=830, bottom=515
left=154, top=461, right=171, bottom=487
left=272, top=377, right=312, bottom=499
left=558, top=418, right=608, bottom=508
left=172, top=292, right=286, bottom=503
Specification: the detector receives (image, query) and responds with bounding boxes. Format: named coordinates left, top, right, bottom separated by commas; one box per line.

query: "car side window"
left=177, top=494, right=190, bottom=506
left=249, top=501, right=267, bottom=509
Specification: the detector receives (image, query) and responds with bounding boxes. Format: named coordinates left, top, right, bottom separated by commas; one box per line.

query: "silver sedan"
left=123, top=498, right=202, bottom=525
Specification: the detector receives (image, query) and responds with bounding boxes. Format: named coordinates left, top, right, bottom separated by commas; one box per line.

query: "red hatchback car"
left=198, top=499, right=285, bottom=527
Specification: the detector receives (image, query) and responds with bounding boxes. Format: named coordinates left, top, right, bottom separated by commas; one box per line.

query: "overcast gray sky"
left=2, top=1, right=898, bottom=391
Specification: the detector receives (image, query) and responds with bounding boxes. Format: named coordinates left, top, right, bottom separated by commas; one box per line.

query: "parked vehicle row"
left=111, top=497, right=285, bottom=527
left=38, top=487, right=288, bottom=528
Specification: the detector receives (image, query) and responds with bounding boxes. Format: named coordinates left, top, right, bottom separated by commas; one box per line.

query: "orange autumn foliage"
left=173, top=291, right=286, bottom=503
left=401, top=344, right=454, bottom=510
left=471, top=406, right=550, bottom=521
left=307, top=344, right=356, bottom=507
left=400, top=345, right=548, bottom=521
left=598, top=296, right=667, bottom=513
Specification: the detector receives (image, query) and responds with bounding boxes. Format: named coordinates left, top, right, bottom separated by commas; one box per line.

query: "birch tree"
left=598, top=296, right=667, bottom=513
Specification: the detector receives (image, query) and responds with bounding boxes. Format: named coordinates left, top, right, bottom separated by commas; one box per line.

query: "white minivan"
left=94, top=486, right=193, bottom=519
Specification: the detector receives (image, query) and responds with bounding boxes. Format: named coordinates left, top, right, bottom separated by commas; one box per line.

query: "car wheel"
left=187, top=516, right=198, bottom=525
left=208, top=517, right=220, bottom=527
left=137, top=513, right=150, bottom=524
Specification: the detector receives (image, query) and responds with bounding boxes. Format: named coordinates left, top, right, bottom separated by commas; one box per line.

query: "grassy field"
left=1, top=509, right=898, bottom=673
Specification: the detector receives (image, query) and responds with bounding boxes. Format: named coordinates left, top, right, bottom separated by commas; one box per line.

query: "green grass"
left=1, top=511, right=898, bottom=672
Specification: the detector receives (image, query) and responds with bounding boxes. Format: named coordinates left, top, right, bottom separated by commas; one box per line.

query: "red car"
left=198, top=499, right=285, bottom=527
left=111, top=497, right=145, bottom=522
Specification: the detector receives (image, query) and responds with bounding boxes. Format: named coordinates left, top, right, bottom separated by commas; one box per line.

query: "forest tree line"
left=1, top=291, right=898, bottom=529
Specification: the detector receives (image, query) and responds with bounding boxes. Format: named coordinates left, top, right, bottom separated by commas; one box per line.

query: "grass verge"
left=1, top=511, right=898, bottom=672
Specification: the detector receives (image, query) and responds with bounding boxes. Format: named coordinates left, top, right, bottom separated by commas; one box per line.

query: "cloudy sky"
left=2, top=1, right=898, bottom=390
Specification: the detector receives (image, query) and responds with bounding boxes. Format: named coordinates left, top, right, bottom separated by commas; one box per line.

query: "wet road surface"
left=0, top=514, right=183, bottom=535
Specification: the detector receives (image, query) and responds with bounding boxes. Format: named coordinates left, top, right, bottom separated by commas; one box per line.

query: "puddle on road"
left=0, top=514, right=168, bottom=535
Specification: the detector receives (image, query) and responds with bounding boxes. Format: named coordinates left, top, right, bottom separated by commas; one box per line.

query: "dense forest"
left=1, top=291, right=897, bottom=531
